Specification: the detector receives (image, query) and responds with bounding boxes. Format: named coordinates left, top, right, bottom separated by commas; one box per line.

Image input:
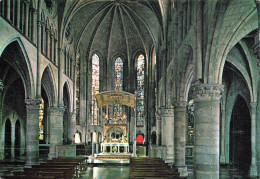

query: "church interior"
left=0, top=0, right=260, bottom=178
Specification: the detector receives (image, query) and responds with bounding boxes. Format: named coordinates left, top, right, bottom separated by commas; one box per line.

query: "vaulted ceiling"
left=67, top=0, right=163, bottom=60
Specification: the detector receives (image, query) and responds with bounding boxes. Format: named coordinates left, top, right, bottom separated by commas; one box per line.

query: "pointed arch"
left=41, top=65, right=57, bottom=106
left=0, top=39, right=34, bottom=98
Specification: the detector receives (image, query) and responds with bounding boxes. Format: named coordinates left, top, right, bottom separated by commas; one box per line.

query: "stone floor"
left=0, top=156, right=257, bottom=179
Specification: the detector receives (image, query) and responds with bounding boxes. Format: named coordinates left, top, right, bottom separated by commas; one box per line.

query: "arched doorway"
left=4, top=119, right=11, bottom=158
left=15, top=120, right=21, bottom=156
left=230, top=95, right=251, bottom=173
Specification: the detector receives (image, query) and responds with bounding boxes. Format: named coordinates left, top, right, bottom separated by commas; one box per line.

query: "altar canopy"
left=94, top=90, right=135, bottom=108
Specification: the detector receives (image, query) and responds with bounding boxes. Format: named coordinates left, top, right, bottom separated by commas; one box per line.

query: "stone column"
left=16, top=0, right=21, bottom=29
left=41, top=24, right=46, bottom=55
left=250, top=102, right=258, bottom=176
left=220, top=108, right=226, bottom=164
left=191, top=84, right=224, bottom=179
left=6, top=0, right=10, bottom=20
left=31, top=8, right=37, bottom=44
left=50, top=33, right=54, bottom=62
left=256, top=104, right=260, bottom=176
left=174, top=101, right=188, bottom=176
left=48, top=107, right=65, bottom=159
left=54, top=39, right=57, bottom=65
left=0, top=108, right=4, bottom=160
left=25, top=98, right=41, bottom=166
left=21, top=2, right=25, bottom=33
left=45, top=28, right=50, bottom=58
left=68, top=112, right=76, bottom=144
left=24, top=0, right=30, bottom=37
left=1, top=0, right=5, bottom=17
left=155, top=112, right=161, bottom=146
left=161, top=107, right=174, bottom=164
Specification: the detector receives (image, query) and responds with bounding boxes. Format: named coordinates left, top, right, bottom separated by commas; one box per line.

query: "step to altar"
left=94, top=153, right=132, bottom=159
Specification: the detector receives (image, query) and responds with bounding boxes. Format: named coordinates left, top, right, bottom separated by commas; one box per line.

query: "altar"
left=101, top=143, right=129, bottom=153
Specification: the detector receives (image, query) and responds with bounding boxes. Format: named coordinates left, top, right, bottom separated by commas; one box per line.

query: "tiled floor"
left=0, top=156, right=257, bottom=179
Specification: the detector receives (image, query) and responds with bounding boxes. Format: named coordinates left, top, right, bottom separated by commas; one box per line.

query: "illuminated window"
left=39, top=99, right=44, bottom=140
left=137, top=54, right=145, bottom=126
left=92, top=54, right=99, bottom=125
left=76, top=52, right=80, bottom=125
left=114, top=57, right=123, bottom=120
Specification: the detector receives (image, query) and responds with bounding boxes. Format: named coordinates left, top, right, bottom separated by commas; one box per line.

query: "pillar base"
left=250, top=165, right=258, bottom=176
left=177, top=166, right=188, bottom=177
left=220, top=155, right=226, bottom=164
left=165, top=156, right=174, bottom=164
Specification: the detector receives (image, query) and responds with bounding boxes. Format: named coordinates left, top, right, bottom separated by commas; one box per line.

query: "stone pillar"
left=155, top=112, right=161, bottom=146
left=1, top=0, right=5, bottom=17
left=161, top=107, right=174, bottom=164
left=16, top=0, right=21, bottom=29
left=0, top=108, right=4, bottom=160
left=21, top=2, right=25, bottom=33
left=41, top=24, right=46, bottom=55
left=256, top=104, right=260, bottom=176
left=50, top=34, right=54, bottom=62
left=24, top=0, right=30, bottom=37
left=250, top=102, right=258, bottom=176
left=191, top=84, right=224, bottom=179
left=6, top=0, right=10, bottom=20
left=54, top=39, right=57, bottom=65
left=25, top=98, right=41, bottom=166
left=174, top=101, right=188, bottom=177
left=31, top=8, right=37, bottom=44
left=45, top=28, right=50, bottom=58
left=68, top=112, right=76, bottom=144
left=48, top=107, right=65, bottom=159
left=220, top=108, right=226, bottom=164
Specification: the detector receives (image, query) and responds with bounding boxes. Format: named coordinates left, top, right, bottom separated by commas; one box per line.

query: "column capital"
left=173, top=100, right=187, bottom=108
left=30, top=8, right=38, bottom=14
left=45, top=28, right=50, bottom=33
left=58, top=47, right=64, bottom=53
left=50, top=33, right=55, bottom=39
left=37, top=21, right=45, bottom=27
left=190, top=83, right=224, bottom=101
left=25, top=98, right=42, bottom=109
left=160, top=107, right=174, bottom=117
left=251, top=102, right=257, bottom=108
left=24, top=0, right=30, bottom=5
left=48, top=106, right=65, bottom=116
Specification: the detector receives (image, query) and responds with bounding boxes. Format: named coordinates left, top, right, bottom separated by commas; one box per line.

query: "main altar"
left=101, top=123, right=129, bottom=153
left=93, top=90, right=137, bottom=157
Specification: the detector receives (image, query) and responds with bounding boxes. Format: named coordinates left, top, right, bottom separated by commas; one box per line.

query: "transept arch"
left=206, top=2, right=257, bottom=84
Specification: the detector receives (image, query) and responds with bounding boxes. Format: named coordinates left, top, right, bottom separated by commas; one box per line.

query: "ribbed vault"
left=68, top=0, right=162, bottom=60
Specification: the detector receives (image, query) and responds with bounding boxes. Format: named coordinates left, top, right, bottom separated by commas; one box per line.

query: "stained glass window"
left=137, top=54, right=145, bottom=126
left=39, top=99, right=44, bottom=140
left=114, top=57, right=123, bottom=91
left=114, top=57, right=123, bottom=121
left=92, top=54, right=99, bottom=125
left=76, top=52, right=80, bottom=125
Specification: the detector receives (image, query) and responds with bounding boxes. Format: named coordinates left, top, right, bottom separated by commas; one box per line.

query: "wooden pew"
left=130, top=158, right=181, bottom=179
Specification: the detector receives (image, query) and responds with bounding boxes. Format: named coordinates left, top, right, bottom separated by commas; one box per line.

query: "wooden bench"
left=130, top=158, right=181, bottom=179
